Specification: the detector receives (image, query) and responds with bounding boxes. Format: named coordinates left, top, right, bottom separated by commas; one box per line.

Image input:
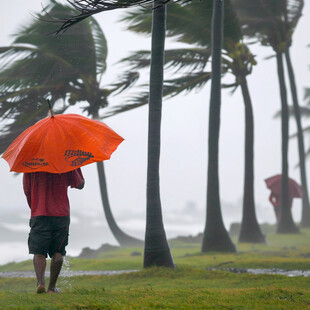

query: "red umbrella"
left=265, top=174, right=303, bottom=198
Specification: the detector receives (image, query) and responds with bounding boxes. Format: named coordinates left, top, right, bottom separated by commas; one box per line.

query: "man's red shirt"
left=23, top=169, right=84, bottom=218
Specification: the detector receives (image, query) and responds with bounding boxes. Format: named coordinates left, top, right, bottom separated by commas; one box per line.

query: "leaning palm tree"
left=231, top=0, right=300, bottom=233
left=223, top=42, right=265, bottom=243
left=58, top=0, right=179, bottom=267
left=285, top=46, right=310, bottom=227
left=106, top=0, right=264, bottom=244
left=0, top=0, right=143, bottom=247
left=290, top=82, right=310, bottom=162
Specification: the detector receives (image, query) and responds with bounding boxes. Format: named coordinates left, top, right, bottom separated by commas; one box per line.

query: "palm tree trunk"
left=238, top=75, right=265, bottom=243
left=96, top=162, right=144, bottom=247
left=143, top=0, right=174, bottom=268
left=284, top=48, right=310, bottom=227
left=201, top=0, right=236, bottom=252
left=275, top=51, right=299, bottom=234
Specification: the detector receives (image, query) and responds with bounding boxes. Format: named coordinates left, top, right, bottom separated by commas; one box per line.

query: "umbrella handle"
left=47, top=99, right=54, bottom=118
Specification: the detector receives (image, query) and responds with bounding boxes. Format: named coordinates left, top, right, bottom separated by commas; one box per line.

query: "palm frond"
left=120, top=50, right=152, bottom=69
left=110, top=71, right=140, bottom=94
left=285, top=0, right=304, bottom=29
left=105, top=69, right=211, bottom=117
left=164, top=48, right=210, bottom=71
left=119, top=5, right=153, bottom=36
left=302, top=126, right=310, bottom=135
left=221, top=83, right=238, bottom=92
left=163, top=71, right=211, bottom=98
left=121, top=0, right=241, bottom=46
left=231, top=0, right=304, bottom=49
left=304, top=87, right=310, bottom=105
left=55, top=0, right=190, bottom=34
left=273, top=106, right=295, bottom=119
left=0, top=0, right=112, bottom=141
left=15, top=4, right=108, bottom=80
left=103, top=91, right=149, bottom=117
left=121, top=48, right=210, bottom=73
left=296, top=106, right=310, bottom=117
left=108, top=0, right=248, bottom=119
left=88, top=17, right=108, bottom=79
left=274, top=105, right=310, bottom=120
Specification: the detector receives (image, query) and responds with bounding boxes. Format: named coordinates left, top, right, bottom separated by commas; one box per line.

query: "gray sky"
left=0, top=0, right=310, bottom=262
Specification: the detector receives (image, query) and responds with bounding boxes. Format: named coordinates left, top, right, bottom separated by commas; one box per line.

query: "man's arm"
left=70, top=168, right=85, bottom=190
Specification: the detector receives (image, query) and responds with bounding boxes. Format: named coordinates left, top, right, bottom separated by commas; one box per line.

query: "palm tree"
left=59, top=0, right=177, bottom=267
left=231, top=0, right=300, bottom=233
left=202, top=0, right=236, bottom=251
left=292, top=105, right=310, bottom=159
left=0, top=0, right=143, bottom=247
left=143, top=0, right=174, bottom=267
left=223, top=43, right=265, bottom=243
left=289, top=81, right=310, bottom=184
left=285, top=46, right=310, bottom=227
left=269, top=1, right=310, bottom=228
left=106, top=0, right=265, bottom=244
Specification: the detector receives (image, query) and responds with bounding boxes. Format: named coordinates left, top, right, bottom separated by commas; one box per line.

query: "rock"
left=78, top=243, right=120, bottom=259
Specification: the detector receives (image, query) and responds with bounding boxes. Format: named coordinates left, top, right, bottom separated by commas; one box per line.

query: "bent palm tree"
left=0, top=1, right=143, bottom=247
left=289, top=106, right=310, bottom=154
left=222, top=42, right=265, bottom=243
left=107, top=0, right=264, bottom=244
left=285, top=47, right=310, bottom=227
left=290, top=81, right=310, bottom=165
left=232, top=0, right=301, bottom=233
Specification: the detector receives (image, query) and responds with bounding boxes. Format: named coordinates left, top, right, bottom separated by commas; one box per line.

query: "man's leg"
left=47, top=252, right=63, bottom=293
left=33, top=254, right=46, bottom=293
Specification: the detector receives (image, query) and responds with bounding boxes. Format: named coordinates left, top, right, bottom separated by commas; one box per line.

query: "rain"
left=0, top=0, right=310, bottom=307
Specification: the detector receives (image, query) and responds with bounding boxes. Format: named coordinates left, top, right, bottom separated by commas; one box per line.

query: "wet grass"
left=0, top=228, right=310, bottom=309
left=0, top=268, right=309, bottom=309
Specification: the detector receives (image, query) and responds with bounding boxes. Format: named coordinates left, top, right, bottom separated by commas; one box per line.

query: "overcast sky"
left=0, top=0, right=310, bottom=262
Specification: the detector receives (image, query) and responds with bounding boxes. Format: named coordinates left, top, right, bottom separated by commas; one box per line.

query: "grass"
left=0, top=228, right=310, bottom=309
left=2, top=228, right=310, bottom=272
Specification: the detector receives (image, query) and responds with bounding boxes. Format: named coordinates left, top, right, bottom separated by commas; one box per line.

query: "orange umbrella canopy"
left=2, top=114, right=124, bottom=173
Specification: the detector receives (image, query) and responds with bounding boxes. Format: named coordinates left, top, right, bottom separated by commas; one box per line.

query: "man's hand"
left=77, top=180, right=85, bottom=190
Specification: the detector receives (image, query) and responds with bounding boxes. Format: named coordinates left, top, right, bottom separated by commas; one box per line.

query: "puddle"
left=1, top=268, right=309, bottom=278
left=0, top=270, right=138, bottom=278
left=207, top=267, right=310, bottom=277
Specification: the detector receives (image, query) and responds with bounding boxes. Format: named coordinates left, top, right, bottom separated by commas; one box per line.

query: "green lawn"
left=0, top=229, right=310, bottom=309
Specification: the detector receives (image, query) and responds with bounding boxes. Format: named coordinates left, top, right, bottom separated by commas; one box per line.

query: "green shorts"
left=28, top=216, right=70, bottom=258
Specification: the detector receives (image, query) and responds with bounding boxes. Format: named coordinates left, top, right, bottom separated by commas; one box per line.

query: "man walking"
left=23, top=168, right=84, bottom=293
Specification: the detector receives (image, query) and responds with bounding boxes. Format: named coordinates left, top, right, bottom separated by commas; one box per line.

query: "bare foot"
left=37, top=284, right=46, bottom=294
left=47, top=288, right=60, bottom=294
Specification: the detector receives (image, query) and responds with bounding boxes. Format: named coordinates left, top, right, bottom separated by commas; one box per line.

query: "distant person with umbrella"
left=265, top=174, right=303, bottom=224
left=2, top=104, right=124, bottom=293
